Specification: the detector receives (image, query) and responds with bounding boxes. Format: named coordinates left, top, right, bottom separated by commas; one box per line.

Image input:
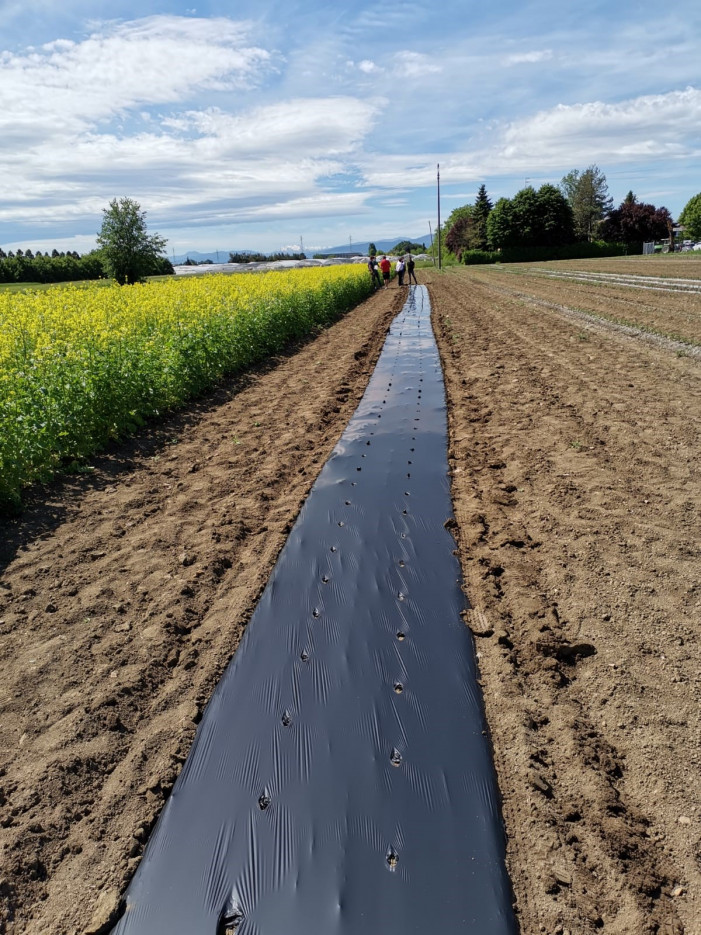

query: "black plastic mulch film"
left=113, top=286, right=517, bottom=934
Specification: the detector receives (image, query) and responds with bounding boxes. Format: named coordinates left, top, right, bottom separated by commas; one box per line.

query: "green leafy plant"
left=0, top=265, right=372, bottom=509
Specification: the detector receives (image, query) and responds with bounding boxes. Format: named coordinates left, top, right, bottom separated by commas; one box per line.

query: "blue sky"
left=0, top=0, right=699, bottom=255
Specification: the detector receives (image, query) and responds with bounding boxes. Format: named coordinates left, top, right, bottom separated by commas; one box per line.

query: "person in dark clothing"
left=368, top=255, right=381, bottom=289
left=406, top=254, right=418, bottom=284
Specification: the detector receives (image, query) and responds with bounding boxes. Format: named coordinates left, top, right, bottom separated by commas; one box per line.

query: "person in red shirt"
left=379, top=255, right=391, bottom=288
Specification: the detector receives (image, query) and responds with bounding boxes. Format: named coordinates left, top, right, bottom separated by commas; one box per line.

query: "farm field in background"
left=524, top=252, right=701, bottom=279
left=463, top=256, right=701, bottom=346
left=0, top=265, right=371, bottom=508
left=496, top=252, right=701, bottom=279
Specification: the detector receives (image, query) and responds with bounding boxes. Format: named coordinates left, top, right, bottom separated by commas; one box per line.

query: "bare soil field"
left=476, top=259, right=701, bottom=346
left=432, top=265, right=700, bottom=935
left=1, top=262, right=699, bottom=935
left=510, top=254, right=701, bottom=280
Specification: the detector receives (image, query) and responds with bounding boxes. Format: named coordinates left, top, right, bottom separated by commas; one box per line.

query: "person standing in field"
left=395, top=256, right=405, bottom=286
left=406, top=254, right=417, bottom=284
left=368, top=255, right=381, bottom=289
left=379, top=255, right=391, bottom=288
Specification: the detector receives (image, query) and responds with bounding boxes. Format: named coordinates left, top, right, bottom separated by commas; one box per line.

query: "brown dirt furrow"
left=470, top=267, right=701, bottom=345
left=0, top=286, right=403, bottom=935
left=427, top=268, right=700, bottom=935
left=510, top=256, right=701, bottom=281
left=476, top=284, right=701, bottom=361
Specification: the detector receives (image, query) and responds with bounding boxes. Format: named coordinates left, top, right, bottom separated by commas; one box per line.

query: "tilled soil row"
left=522, top=256, right=701, bottom=281
left=476, top=267, right=701, bottom=344
left=427, top=269, right=700, bottom=935
left=526, top=271, right=701, bottom=294
left=0, top=288, right=403, bottom=934
left=464, top=279, right=701, bottom=362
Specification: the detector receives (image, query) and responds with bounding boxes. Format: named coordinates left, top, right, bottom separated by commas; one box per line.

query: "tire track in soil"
left=427, top=270, right=699, bottom=935
left=0, top=288, right=403, bottom=935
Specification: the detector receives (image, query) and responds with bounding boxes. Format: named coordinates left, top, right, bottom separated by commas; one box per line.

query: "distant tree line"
left=0, top=248, right=173, bottom=285
left=316, top=241, right=427, bottom=260
left=387, top=240, right=427, bottom=255
left=1, top=197, right=174, bottom=286
left=226, top=251, right=307, bottom=264
left=443, top=168, right=686, bottom=264
left=0, top=249, right=104, bottom=284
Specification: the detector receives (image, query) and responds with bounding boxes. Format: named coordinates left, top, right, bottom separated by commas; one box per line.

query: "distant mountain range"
left=171, top=236, right=431, bottom=266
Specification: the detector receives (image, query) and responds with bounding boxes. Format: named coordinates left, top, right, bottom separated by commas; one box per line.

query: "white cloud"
left=0, top=17, right=382, bottom=234
left=360, top=86, right=701, bottom=188
left=504, top=49, right=553, bottom=65
left=168, top=97, right=377, bottom=157
left=0, top=16, right=272, bottom=139
left=228, top=192, right=371, bottom=222
left=1, top=8, right=699, bottom=248
left=392, top=51, right=441, bottom=78
left=2, top=232, right=100, bottom=254
left=498, top=86, right=701, bottom=163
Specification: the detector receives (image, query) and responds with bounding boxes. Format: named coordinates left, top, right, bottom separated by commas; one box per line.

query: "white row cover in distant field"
left=173, top=255, right=434, bottom=275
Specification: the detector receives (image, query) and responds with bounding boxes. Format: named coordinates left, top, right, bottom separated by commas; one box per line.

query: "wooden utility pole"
left=437, top=164, right=442, bottom=271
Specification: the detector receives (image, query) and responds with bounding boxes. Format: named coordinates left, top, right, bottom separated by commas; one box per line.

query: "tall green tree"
left=560, top=165, right=613, bottom=241
left=487, top=185, right=574, bottom=249
left=485, top=197, right=514, bottom=249
left=444, top=203, right=474, bottom=232
left=97, top=197, right=167, bottom=285
left=678, top=192, right=701, bottom=240
left=536, top=184, right=577, bottom=246
left=470, top=184, right=493, bottom=250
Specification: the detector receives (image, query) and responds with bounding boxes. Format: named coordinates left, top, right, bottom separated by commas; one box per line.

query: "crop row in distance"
left=0, top=266, right=373, bottom=509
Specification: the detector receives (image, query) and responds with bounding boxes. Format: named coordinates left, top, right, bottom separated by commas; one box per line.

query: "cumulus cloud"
left=1, top=11, right=698, bottom=246
left=345, top=58, right=384, bottom=76
left=360, top=86, right=701, bottom=188
left=0, top=16, right=381, bottom=234
left=498, top=86, right=701, bottom=163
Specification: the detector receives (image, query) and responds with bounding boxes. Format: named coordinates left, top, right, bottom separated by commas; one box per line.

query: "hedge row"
left=462, top=241, right=628, bottom=265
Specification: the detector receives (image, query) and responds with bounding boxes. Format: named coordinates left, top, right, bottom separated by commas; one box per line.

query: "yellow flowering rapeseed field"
left=0, top=266, right=372, bottom=508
